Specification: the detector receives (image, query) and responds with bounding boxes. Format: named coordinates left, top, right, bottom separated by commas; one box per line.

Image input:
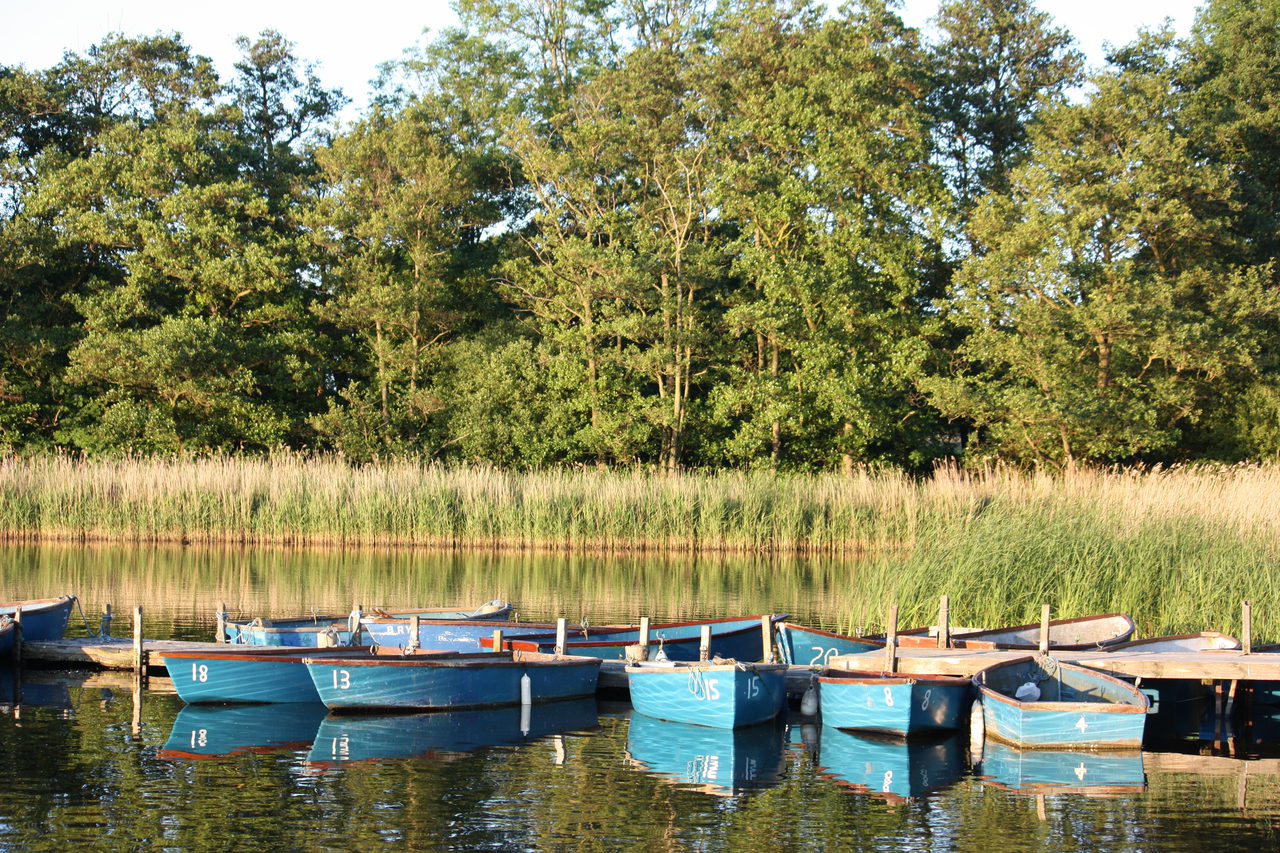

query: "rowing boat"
left=625, top=660, right=788, bottom=728
left=0, top=595, right=77, bottom=642
left=817, top=669, right=971, bottom=736
left=906, top=613, right=1136, bottom=651
left=973, top=656, right=1149, bottom=749
left=224, top=600, right=513, bottom=646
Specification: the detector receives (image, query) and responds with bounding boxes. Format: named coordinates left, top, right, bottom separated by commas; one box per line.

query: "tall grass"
left=2, top=455, right=1279, bottom=638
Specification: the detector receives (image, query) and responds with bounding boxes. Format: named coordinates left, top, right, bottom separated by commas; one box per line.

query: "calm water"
left=3, top=543, right=1280, bottom=852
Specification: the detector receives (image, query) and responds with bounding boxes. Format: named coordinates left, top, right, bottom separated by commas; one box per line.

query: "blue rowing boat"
left=306, top=697, right=600, bottom=766
left=973, top=656, right=1149, bottom=749
left=305, top=649, right=602, bottom=711
left=0, top=595, right=77, bottom=642
left=816, top=727, right=966, bottom=802
left=489, top=615, right=785, bottom=661
left=776, top=622, right=884, bottom=667
left=625, top=713, right=786, bottom=795
left=625, top=661, right=788, bottom=728
left=225, top=600, right=513, bottom=646
left=158, top=703, right=328, bottom=760
left=817, top=669, right=971, bottom=736
left=162, top=646, right=458, bottom=704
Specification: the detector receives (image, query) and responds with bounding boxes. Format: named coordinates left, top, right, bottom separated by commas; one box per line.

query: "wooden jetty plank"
left=1142, top=752, right=1280, bottom=777
left=829, top=647, right=1280, bottom=681
left=23, top=638, right=241, bottom=671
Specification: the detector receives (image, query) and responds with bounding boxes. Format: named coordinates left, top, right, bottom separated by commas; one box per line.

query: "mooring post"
left=214, top=602, right=225, bottom=644
left=131, top=606, right=145, bottom=677
left=492, top=629, right=503, bottom=654
left=884, top=604, right=898, bottom=673
left=555, top=618, right=567, bottom=657
left=699, top=624, right=712, bottom=662
left=408, top=615, right=420, bottom=652
left=761, top=616, right=774, bottom=663
left=1242, top=600, right=1253, bottom=655
left=937, top=595, right=950, bottom=649
left=12, top=606, right=22, bottom=667
left=639, top=616, right=651, bottom=659
left=1039, top=604, right=1051, bottom=655
left=100, top=604, right=114, bottom=638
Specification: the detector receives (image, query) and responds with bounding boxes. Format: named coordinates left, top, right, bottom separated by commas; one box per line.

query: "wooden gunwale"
left=303, top=652, right=601, bottom=668
left=496, top=620, right=779, bottom=651
left=818, top=669, right=969, bottom=687
left=975, top=656, right=1148, bottom=713
left=1105, top=632, right=1239, bottom=651
left=625, top=662, right=788, bottom=674
left=0, top=596, right=73, bottom=609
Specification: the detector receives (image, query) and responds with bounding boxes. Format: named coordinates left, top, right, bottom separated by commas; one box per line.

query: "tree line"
left=2, top=0, right=1278, bottom=471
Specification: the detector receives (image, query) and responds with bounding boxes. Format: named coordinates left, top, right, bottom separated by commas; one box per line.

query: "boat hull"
left=0, top=595, right=76, bottom=642
left=777, top=623, right=882, bottom=667
left=975, top=656, right=1148, bottom=749
left=625, top=714, right=786, bottom=795
left=817, top=727, right=966, bottom=801
left=818, top=671, right=970, bottom=736
left=626, top=663, right=788, bottom=728
left=305, top=653, right=601, bottom=710
left=159, top=703, right=328, bottom=759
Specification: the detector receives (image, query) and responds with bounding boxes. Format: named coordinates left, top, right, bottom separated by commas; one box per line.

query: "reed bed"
left=3, top=456, right=1280, bottom=639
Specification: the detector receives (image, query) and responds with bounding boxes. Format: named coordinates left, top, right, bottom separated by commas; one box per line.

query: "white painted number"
left=331, top=735, right=350, bottom=760
left=191, top=663, right=208, bottom=683
left=332, top=669, right=351, bottom=690
left=706, top=679, right=720, bottom=701
left=882, top=770, right=894, bottom=792
left=746, top=678, right=760, bottom=699
left=883, top=687, right=895, bottom=707
left=921, top=688, right=933, bottom=710
left=808, top=646, right=838, bottom=666
left=190, top=728, right=207, bottom=748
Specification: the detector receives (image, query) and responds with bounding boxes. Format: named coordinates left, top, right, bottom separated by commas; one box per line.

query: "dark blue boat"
left=485, top=615, right=787, bottom=662
left=158, top=703, right=329, bottom=759
left=0, top=618, right=13, bottom=656
left=817, top=669, right=971, bottom=736
left=626, top=661, right=788, bottom=728
left=978, top=740, right=1146, bottom=794
left=225, top=600, right=513, bottom=646
left=306, top=698, right=600, bottom=766
left=625, top=713, right=786, bottom=795
left=305, top=650, right=602, bottom=711
left=816, top=727, right=966, bottom=802
left=162, top=646, right=458, bottom=704
left=973, top=656, right=1149, bottom=749
left=0, top=595, right=77, bottom=642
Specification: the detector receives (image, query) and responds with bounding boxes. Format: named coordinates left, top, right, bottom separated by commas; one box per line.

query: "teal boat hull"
left=306, top=653, right=601, bottom=710
left=165, top=647, right=395, bottom=704
left=777, top=623, right=882, bottom=667
left=818, top=671, right=971, bottom=736
left=975, top=656, right=1148, bottom=749
left=626, top=663, right=788, bottom=728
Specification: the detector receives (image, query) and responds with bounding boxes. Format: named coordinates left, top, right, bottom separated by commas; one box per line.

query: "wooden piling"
left=1039, top=604, right=1051, bottom=655
left=761, top=616, right=774, bottom=663
left=408, top=615, right=420, bottom=651
left=937, top=596, right=950, bottom=649
left=100, top=604, right=114, bottom=639
left=214, top=603, right=224, bottom=644
left=884, top=604, right=899, bottom=673
left=555, top=618, right=567, bottom=657
left=492, top=629, right=504, bottom=654
left=699, top=625, right=712, bottom=662
left=639, top=616, right=651, bottom=657
left=1242, top=600, right=1252, bottom=655
left=131, top=606, right=145, bottom=677
left=12, top=606, right=22, bottom=667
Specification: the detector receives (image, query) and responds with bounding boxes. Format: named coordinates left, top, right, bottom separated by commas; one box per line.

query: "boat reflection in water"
left=0, top=669, right=74, bottom=716
left=815, top=726, right=966, bottom=803
left=977, top=740, right=1146, bottom=795
left=306, top=698, right=600, bottom=767
left=159, top=703, right=329, bottom=760
left=625, top=713, right=786, bottom=796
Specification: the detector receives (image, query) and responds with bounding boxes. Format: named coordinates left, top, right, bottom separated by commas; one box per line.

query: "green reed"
left=2, top=454, right=1279, bottom=639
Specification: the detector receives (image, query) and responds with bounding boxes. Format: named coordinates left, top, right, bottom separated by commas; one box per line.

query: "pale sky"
left=4, top=0, right=1206, bottom=120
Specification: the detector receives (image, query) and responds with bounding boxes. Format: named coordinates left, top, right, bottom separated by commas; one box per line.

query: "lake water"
left=3, top=543, right=1280, bottom=851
